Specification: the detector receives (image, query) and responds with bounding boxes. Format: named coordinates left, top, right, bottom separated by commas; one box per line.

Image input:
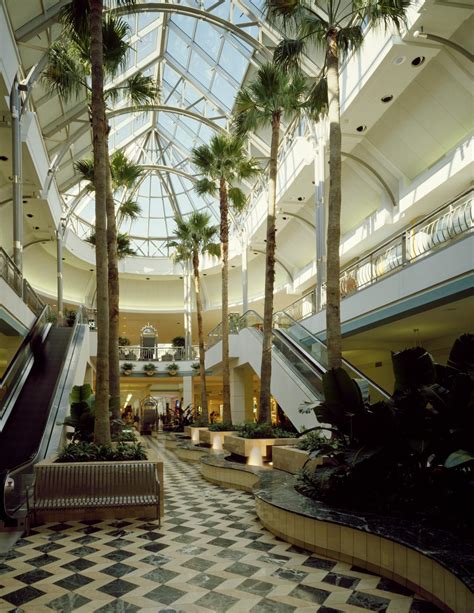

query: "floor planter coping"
left=272, top=445, right=324, bottom=474
left=223, top=435, right=296, bottom=461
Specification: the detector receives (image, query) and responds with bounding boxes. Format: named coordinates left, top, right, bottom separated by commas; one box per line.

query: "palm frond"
left=110, top=150, right=143, bottom=188
left=358, top=0, right=410, bottom=31
left=337, top=25, right=364, bottom=55
left=195, top=177, right=217, bottom=197
left=101, top=15, right=131, bottom=77
left=74, top=159, right=95, bottom=187
left=305, top=76, right=328, bottom=119
left=118, top=198, right=142, bottom=220
left=238, top=159, right=262, bottom=181
left=228, top=187, right=248, bottom=213
left=273, top=38, right=305, bottom=71
left=122, top=73, right=160, bottom=105
left=42, top=40, right=88, bottom=102
left=117, top=233, right=136, bottom=259
left=205, top=243, right=221, bottom=259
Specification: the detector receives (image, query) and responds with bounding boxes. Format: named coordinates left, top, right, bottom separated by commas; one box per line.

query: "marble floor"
left=0, top=436, right=441, bottom=612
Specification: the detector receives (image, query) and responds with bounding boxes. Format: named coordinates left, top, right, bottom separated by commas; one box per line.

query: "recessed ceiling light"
left=89, top=268, right=93, bottom=272
left=231, top=265, right=236, bottom=268
left=297, top=196, right=304, bottom=201
left=282, top=216, right=287, bottom=220
left=381, top=95, right=393, bottom=103
left=62, top=257, right=65, bottom=261
left=392, top=55, right=406, bottom=65
left=27, top=213, right=33, bottom=218
left=411, top=56, right=425, bottom=67
left=146, top=277, right=150, bottom=280
left=34, top=226, right=39, bottom=230
left=356, top=125, right=367, bottom=133
left=0, top=155, right=8, bottom=161
left=179, top=276, right=183, bottom=279
left=22, top=200, right=27, bottom=204
left=203, top=273, right=207, bottom=276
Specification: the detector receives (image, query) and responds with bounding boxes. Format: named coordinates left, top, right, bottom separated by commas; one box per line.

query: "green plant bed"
left=297, top=334, right=474, bottom=537
left=208, top=422, right=238, bottom=432
left=236, top=423, right=297, bottom=439
left=57, top=442, right=147, bottom=463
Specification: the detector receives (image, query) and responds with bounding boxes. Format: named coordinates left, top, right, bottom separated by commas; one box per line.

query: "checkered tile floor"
left=0, top=435, right=440, bottom=612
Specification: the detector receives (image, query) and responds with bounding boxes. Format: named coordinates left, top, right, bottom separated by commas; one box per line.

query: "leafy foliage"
left=57, top=441, right=147, bottom=463
left=64, top=384, right=95, bottom=442
left=298, top=335, right=474, bottom=529
left=208, top=422, right=239, bottom=432
left=236, top=423, right=297, bottom=439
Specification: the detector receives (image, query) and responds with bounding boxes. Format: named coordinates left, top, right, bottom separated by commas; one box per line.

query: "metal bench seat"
left=30, top=461, right=160, bottom=525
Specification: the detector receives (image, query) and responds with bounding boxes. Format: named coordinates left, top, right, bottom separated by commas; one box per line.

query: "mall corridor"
left=0, top=437, right=439, bottom=612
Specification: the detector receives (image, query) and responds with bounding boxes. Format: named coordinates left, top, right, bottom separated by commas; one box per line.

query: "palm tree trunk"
left=193, top=250, right=208, bottom=424
left=259, top=111, right=280, bottom=424
left=105, top=137, right=121, bottom=435
left=326, top=32, right=342, bottom=370
left=90, top=0, right=110, bottom=445
left=219, top=178, right=231, bottom=424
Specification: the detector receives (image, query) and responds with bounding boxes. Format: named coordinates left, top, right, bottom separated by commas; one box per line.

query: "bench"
left=29, top=461, right=160, bottom=527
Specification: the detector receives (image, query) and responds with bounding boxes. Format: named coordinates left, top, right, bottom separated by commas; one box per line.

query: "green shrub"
left=57, top=442, right=147, bottom=463
left=208, top=422, right=238, bottom=432
left=296, top=430, right=345, bottom=452
left=236, top=423, right=296, bottom=439
left=112, top=429, right=137, bottom=443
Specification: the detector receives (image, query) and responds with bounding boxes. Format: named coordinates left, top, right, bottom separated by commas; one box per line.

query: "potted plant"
left=118, top=336, right=130, bottom=346
left=172, top=336, right=186, bottom=360
left=191, top=362, right=200, bottom=372
left=166, top=362, right=179, bottom=376
left=122, top=362, right=134, bottom=376
left=143, top=363, right=156, bottom=376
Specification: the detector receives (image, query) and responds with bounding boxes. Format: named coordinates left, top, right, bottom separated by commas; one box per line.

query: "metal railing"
left=119, top=344, right=201, bottom=362
left=1, top=306, right=88, bottom=521
left=0, top=247, right=44, bottom=314
left=284, top=190, right=473, bottom=322
left=0, top=247, right=23, bottom=298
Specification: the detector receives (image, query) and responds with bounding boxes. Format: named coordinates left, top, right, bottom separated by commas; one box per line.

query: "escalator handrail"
left=245, top=325, right=324, bottom=400
left=0, top=306, right=87, bottom=521
left=274, top=310, right=390, bottom=399
left=0, top=304, right=51, bottom=387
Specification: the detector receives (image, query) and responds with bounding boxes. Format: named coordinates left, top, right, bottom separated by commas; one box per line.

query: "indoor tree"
left=167, top=212, right=220, bottom=424
left=45, top=1, right=157, bottom=436
left=266, top=0, right=409, bottom=369
left=234, top=63, right=308, bottom=424
left=191, top=135, right=260, bottom=424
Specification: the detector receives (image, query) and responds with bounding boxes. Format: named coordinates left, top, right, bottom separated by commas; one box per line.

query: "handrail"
left=119, top=344, right=202, bottom=361
left=0, top=246, right=44, bottom=312
left=0, top=305, right=52, bottom=427
left=285, top=189, right=473, bottom=322
left=273, top=310, right=390, bottom=401
left=0, top=306, right=88, bottom=522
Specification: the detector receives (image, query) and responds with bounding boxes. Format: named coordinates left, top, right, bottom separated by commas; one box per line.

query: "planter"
left=189, top=426, right=208, bottom=444
left=33, top=443, right=164, bottom=523
left=272, top=446, right=324, bottom=474
left=167, top=370, right=178, bottom=376
left=200, top=430, right=237, bottom=451
left=223, top=435, right=295, bottom=464
left=145, top=370, right=156, bottom=377
left=122, top=370, right=132, bottom=376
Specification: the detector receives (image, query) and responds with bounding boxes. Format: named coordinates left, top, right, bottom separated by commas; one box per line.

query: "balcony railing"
left=0, top=247, right=44, bottom=315
left=284, top=190, right=473, bottom=322
left=119, top=344, right=201, bottom=362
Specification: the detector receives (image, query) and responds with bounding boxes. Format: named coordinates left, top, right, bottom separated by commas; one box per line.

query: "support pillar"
left=10, top=75, right=23, bottom=272
left=241, top=235, right=248, bottom=314
left=183, top=260, right=192, bottom=360
left=56, top=222, right=64, bottom=324
left=182, top=376, right=194, bottom=411
left=314, top=133, right=326, bottom=312
left=230, top=364, right=254, bottom=424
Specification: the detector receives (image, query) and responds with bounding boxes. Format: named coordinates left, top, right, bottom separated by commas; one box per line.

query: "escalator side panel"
left=0, top=327, right=72, bottom=471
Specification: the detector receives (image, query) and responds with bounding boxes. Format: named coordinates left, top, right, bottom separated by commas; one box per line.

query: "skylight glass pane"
left=170, top=14, right=195, bottom=38
left=139, top=12, right=159, bottom=29
left=148, top=218, right=167, bottom=235
left=137, top=28, right=158, bottom=63
left=219, top=41, right=247, bottom=82
left=195, top=22, right=221, bottom=57
left=167, top=30, right=190, bottom=68
left=211, top=72, right=236, bottom=109
left=130, top=217, right=150, bottom=237
left=189, top=52, right=213, bottom=88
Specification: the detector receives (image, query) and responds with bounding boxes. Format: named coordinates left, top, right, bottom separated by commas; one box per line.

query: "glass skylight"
left=66, top=0, right=264, bottom=252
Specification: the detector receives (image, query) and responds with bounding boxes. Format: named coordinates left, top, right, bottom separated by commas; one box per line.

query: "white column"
left=241, top=234, right=248, bottom=314
left=230, top=364, right=254, bottom=424
left=183, top=260, right=192, bottom=359
left=182, top=375, right=194, bottom=410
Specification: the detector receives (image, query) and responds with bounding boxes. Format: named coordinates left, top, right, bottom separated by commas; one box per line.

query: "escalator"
left=237, top=310, right=389, bottom=426
left=0, top=306, right=88, bottom=524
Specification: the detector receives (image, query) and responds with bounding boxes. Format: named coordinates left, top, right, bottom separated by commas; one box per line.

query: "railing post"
left=10, top=75, right=23, bottom=272
left=401, top=232, right=407, bottom=266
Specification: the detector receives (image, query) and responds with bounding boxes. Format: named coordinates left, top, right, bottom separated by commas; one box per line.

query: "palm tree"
left=75, top=151, right=144, bottom=426
left=234, top=63, right=308, bottom=424
left=167, top=212, right=220, bottom=424
left=89, top=0, right=109, bottom=444
left=45, top=2, right=157, bottom=439
left=266, top=0, right=409, bottom=369
left=191, top=135, right=260, bottom=424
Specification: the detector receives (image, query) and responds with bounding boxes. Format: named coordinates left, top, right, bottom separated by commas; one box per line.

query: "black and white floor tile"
left=0, top=436, right=441, bottom=612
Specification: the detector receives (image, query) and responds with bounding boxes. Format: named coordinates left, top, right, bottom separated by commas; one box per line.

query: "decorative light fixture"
left=411, top=56, right=425, bottom=67
left=356, top=125, right=367, bottom=132
left=381, top=95, right=393, bottom=103
left=414, top=29, right=473, bottom=62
